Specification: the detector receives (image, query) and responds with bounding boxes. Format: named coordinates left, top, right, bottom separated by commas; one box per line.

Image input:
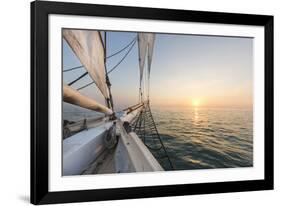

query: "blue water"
left=151, top=106, right=253, bottom=170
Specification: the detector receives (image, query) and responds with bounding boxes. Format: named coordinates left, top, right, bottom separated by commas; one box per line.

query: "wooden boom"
left=63, top=84, right=113, bottom=115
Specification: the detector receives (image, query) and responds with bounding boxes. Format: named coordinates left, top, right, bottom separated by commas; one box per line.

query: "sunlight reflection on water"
left=151, top=106, right=253, bottom=170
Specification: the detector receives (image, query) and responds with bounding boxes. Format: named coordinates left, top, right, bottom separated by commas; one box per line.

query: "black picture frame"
left=31, top=0, right=274, bottom=204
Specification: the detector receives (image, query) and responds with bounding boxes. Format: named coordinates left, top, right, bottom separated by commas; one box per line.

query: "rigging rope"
left=63, top=36, right=137, bottom=73
left=106, top=36, right=137, bottom=59
left=63, top=65, right=84, bottom=72
left=107, top=38, right=137, bottom=74
left=74, top=38, right=137, bottom=91
left=68, top=71, right=88, bottom=86
left=77, top=81, right=95, bottom=91
left=133, top=102, right=174, bottom=170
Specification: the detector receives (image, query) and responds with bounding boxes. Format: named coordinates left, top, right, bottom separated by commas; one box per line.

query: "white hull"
left=63, top=106, right=163, bottom=176
left=63, top=122, right=113, bottom=175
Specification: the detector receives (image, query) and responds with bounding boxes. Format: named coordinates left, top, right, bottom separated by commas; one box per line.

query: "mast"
left=104, top=31, right=114, bottom=110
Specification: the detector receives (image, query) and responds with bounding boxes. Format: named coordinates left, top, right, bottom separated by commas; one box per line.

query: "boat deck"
left=66, top=111, right=163, bottom=176
left=82, top=148, right=116, bottom=175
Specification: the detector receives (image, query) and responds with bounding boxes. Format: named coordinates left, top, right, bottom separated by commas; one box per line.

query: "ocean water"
left=63, top=103, right=253, bottom=171
left=151, top=106, right=253, bottom=170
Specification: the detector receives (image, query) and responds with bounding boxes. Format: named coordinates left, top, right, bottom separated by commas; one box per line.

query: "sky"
left=63, top=31, right=253, bottom=111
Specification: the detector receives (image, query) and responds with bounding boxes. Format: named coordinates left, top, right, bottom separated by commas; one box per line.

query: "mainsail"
left=137, top=33, right=147, bottom=83
left=63, top=29, right=109, bottom=99
left=147, top=34, right=155, bottom=78
left=137, top=33, right=155, bottom=101
left=137, top=33, right=155, bottom=81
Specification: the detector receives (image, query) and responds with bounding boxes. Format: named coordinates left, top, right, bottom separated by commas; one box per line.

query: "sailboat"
left=62, top=29, right=173, bottom=175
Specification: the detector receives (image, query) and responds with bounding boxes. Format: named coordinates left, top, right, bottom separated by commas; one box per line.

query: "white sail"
left=137, top=33, right=148, bottom=82
left=147, top=34, right=155, bottom=77
left=63, top=29, right=109, bottom=99
left=137, top=33, right=155, bottom=81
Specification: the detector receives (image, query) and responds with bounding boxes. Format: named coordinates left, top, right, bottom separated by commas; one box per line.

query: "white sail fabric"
left=137, top=33, right=148, bottom=82
left=137, top=33, right=155, bottom=81
left=63, top=29, right=109, bottom=99
left=147, top=34, right=155, bottom=78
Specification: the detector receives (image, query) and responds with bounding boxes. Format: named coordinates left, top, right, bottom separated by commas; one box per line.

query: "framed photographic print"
left=31, top=0, right=274, bottom=204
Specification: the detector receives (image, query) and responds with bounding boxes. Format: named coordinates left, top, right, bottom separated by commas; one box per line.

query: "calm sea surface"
left=151, top=106, right=253, bottom=170
left=64, top=104, right=253, bottom=171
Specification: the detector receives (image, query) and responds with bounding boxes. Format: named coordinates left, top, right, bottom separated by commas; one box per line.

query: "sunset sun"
left=192, top=99, right=201, bottom=107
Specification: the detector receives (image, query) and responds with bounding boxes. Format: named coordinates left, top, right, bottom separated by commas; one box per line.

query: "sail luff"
left=63, top=29, right=109, bottom=99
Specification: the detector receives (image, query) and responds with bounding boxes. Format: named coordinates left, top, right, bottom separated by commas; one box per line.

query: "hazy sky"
left=63, top=31, right=253, bottom=110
